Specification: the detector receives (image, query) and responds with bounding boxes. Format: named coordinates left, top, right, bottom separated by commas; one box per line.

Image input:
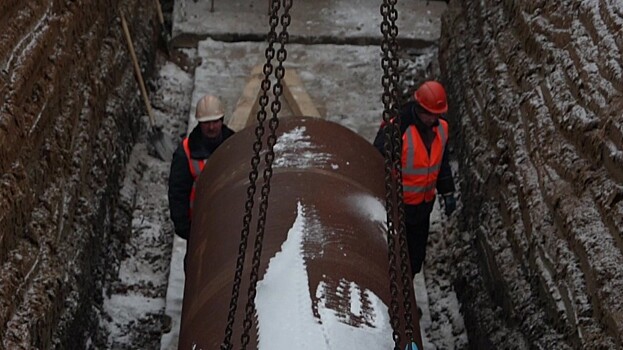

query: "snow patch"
left=255, top=202, right=393, bottom=349
left=273, top=126, right=332, bottom=168
left=349, top=194, right=386, bottom=225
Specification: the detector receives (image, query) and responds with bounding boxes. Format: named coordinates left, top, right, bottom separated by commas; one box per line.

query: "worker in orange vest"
left=168, top=95, right=235, bottom=240
left=373, top=80, right=457, bottom=275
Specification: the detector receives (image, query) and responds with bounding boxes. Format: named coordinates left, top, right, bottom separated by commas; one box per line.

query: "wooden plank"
left=228, top=64, right=263, bottom=131
left=283, top=69, right=322, bottom=118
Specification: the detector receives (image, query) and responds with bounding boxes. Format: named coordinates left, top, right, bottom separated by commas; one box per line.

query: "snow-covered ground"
left=94, top=58, right=194, bottom=349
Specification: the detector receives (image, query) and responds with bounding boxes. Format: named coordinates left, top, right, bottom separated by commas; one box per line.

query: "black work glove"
left=443, top=194, right=456, bottom=216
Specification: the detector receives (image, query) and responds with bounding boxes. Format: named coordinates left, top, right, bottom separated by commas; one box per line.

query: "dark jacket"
left=373, top=101, right=456, bottom=196
left=168, top=124, right=235, bottom=239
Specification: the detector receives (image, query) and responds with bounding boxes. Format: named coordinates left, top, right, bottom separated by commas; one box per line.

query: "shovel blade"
left=148, top=127, right=175, bottom=162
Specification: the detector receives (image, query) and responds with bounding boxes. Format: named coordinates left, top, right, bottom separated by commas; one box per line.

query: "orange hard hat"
left=414, top=81, right=448, bottom=114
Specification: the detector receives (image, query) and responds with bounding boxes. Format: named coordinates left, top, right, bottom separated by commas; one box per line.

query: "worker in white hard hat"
left=168, top=95, right=235, bottom=240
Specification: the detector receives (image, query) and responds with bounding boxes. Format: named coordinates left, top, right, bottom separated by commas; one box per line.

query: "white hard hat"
left=195, top=95, right=225, bottom=122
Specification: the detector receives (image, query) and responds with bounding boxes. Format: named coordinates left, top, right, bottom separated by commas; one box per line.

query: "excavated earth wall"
left=440, top=0, right=623, bottom=349
left=0, top=0, right=157, bottom=348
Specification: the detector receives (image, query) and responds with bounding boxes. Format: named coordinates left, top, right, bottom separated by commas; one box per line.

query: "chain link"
left=380, top=0, right=417, bottom=347
left=385, top=0, right=416, bottom=342
left=380, top=1, right=402, bottom=348
left=240, top=1, right=292, bottom=348
left=221, top=1, right=288, bottom=349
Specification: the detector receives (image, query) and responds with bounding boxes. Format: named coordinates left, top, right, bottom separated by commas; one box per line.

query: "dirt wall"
left=439, top=0, right=623, bottom=348
left=0, top=0, right=158, bottom=348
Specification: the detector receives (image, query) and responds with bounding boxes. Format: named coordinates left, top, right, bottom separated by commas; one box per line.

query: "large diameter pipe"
left=179, top=116, right=422, bottom=350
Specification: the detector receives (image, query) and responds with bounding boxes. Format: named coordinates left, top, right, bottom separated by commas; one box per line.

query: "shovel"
left=120, top=13, right=175, bottom=162
left=154, top=0, right=172, bottom=55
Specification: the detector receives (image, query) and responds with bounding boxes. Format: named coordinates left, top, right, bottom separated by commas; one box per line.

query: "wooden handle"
left=120, top=13, right=156, bottom=127
left=154, top=0, right=165, bottom=26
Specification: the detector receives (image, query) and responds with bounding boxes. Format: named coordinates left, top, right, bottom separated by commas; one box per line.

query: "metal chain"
left=221, top=1, right=285, bottom=348
left=380, top=1, right=402, bottom=348
left=381, top=0, right=417, bottom=347
left=240, top=0, right=292, bottom=348
left=386, top=0, right=417, bottom=343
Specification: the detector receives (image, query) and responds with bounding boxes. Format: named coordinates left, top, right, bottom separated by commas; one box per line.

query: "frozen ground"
left=93, top=55, right=194, bottom=349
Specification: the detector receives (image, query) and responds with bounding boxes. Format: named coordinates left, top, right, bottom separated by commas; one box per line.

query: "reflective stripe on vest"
left=183, top=138, right=207, bottom=218
left=401, top=119, right=448, bottom=204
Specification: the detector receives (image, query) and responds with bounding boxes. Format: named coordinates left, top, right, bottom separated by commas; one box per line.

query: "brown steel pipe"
left=179, top=116, right=422, bottom=349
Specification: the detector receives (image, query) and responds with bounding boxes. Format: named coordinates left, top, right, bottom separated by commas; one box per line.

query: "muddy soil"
left=0, top=1, right=159, bottom=348
left=440, top=0, right=623, bottom=348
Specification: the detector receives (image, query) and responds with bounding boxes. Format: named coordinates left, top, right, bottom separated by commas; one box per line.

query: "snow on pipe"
left=179, top=116, right=422, bottom=350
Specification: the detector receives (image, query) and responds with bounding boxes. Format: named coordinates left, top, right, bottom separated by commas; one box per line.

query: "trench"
left=1, top=1, right=622, bottom=349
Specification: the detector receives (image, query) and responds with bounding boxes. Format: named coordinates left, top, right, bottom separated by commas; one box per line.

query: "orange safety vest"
left=401, top=119, right=448, bottom=204
left=183, top=138, right=207, bottom=218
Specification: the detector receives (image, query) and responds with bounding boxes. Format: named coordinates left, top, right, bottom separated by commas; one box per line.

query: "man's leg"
left=405, top=201, right=435, bottom=275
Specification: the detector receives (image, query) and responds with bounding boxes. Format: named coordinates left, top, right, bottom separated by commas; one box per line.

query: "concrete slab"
left=172, top=0, right=447, bottom=48
left=189, top=38, right=390, bottom=143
